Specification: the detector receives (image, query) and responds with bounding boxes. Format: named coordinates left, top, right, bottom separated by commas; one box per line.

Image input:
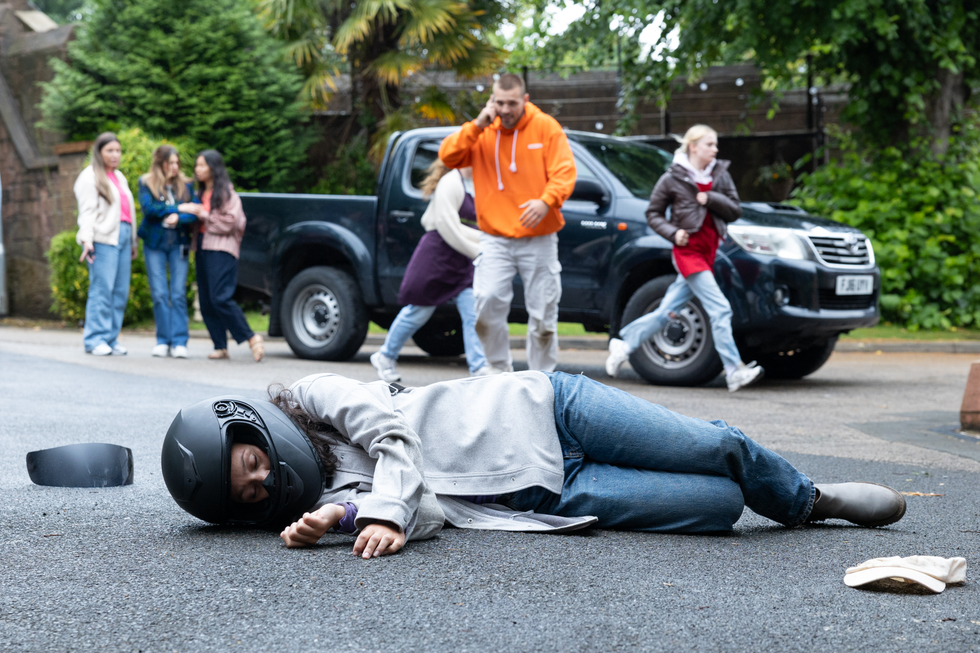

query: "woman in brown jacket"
left=605, top=125, right=762, bottom=392
left=179, top=150, right=264, bottom=362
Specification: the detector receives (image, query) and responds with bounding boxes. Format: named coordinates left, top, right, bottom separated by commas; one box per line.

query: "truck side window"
left=410, top=141, right=442, bottom=190
left=574, top=152, right=600, bottom=183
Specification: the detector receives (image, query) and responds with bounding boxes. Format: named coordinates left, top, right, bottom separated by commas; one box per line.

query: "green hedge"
left=46, top=127, right=198, bottom=325
left=793, top=129, right=980, bottom=330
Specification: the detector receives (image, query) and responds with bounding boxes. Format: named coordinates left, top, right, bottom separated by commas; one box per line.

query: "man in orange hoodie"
left=439, top=74, right=576, bottom=372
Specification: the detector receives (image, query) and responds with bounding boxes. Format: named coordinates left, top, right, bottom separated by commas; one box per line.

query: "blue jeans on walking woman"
left=380, top=288, right=488, bottom=374
left=506, top=372, right=815, bottom=532
left=144, top=229, right=189, bottom=348
left=619, top=270, right=743, bottom=373
left=84, top=222, right=132, bottom=352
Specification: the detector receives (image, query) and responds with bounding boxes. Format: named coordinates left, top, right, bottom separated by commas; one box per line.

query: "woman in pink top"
left=73, top=132, right=137, bottom=356
left=179, top=150, right=264, bottom=362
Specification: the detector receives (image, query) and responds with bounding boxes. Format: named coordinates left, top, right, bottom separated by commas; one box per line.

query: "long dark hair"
left=268, top=384, right=338, bottom=477
left=197, top=149, right=232, bottom=212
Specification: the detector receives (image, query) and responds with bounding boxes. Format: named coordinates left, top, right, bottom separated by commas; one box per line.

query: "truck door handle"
left=390, top=210, right=415, bottom=223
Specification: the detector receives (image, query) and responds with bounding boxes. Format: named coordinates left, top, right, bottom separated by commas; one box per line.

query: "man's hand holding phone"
left=475, top=96, right=498, bottom=129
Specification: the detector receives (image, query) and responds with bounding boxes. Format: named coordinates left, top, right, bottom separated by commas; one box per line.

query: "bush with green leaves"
left=46, top=127, right=198, bottom=325
left=793, top=128, right=980, bottom=330
left=40, top=0, right=311, bottom=192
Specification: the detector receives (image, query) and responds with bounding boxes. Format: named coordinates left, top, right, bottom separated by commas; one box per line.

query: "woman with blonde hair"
left=605, top=124, right=764, bottom=392
left=74, top=132, right=137, bottom=356
left=370, top=159, right=491, bottom=382
left=138, top=145, right=199, bottom=359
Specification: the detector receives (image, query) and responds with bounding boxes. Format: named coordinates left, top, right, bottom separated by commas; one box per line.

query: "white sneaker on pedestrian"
left=471, top=365, right=502, bottom=377
left=726, top=362, right=764, bottom=393
left=90, top=343, right=112, bottom=356
left=152, top=344, right=170, bottom=358
left=171, top=345, right=188, bottom=359
left=370, top=351, right=401, bottom=383
left=605, top=338, right=632, bottom=377
left=111, top=343, right=128, bottom=356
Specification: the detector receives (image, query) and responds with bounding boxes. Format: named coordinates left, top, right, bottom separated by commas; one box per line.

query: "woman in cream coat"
left=74, top=132, right=137, bottom=356
left=369, top=161, right=489, bottom=382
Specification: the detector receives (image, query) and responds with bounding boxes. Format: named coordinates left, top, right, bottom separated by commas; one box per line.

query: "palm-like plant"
left=255, top=0, right=505, bottom=125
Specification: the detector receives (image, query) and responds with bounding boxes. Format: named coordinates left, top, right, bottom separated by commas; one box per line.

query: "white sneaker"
left=726, top=362, right=764, bottom=393
left=152, top=344, right=170, bottom=357
left=172, top=345, right=188, bottom=359
left=90, top=343, right=112, bottom=356
left=605, top=338, right=632, bottom=377
left=471, top=365, right=502, bottom=377
left=111, top=343, right=127, bottom=356
left=370, top=351, right=401, bottom=383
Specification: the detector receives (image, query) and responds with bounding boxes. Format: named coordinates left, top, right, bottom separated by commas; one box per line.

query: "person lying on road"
left=162, top=372, right=907, bottom=559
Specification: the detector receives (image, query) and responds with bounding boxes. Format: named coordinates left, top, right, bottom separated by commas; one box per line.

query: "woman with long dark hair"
left=179, top=150, right=264, bottom=361
left=137, top=145, right=198, bottom=358
left=74, top=132, right=137, bottom=356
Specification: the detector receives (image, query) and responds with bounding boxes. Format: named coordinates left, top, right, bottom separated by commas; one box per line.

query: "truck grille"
left=807, top=235, right=871, bottom=266
left=818, top=289, right=876, bottom=310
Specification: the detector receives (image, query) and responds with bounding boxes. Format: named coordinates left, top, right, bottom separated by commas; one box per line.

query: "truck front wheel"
left=753, top=338, right=837, bottom=379
left=619, top=276, right=723, bottom=386
left=280, top=266, right=368, bottom=361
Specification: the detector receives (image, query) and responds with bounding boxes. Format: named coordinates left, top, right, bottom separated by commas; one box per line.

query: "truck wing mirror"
left=570, top=179, right=610, bottom=206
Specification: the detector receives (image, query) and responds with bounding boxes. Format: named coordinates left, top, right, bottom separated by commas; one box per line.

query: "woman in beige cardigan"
left=179, top=150, right=264, bottom=361
left=74, top=132, right=137, bottom=356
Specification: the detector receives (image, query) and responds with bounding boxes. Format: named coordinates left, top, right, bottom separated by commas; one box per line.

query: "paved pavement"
left=1, top=326, right=979, bottom=652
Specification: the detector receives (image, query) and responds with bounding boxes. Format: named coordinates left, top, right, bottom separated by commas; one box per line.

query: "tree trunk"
left=925, top=67, right=965, bottom=156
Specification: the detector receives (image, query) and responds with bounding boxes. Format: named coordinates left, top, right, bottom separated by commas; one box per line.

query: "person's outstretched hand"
left=280, top=504, right=345, bottom=548
left=353, top=521, right=405, bottom=559
left=519, top=199, right=549, bottom=229
left=674, top=229, right=689, bottom=246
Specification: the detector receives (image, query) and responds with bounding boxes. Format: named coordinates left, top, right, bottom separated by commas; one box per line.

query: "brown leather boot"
left=808, top=482, right=906, bottom=527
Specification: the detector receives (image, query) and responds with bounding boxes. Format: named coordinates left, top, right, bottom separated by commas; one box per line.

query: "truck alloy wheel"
left=619, top=276, right=724, bottom=386
left=280, top=266, right=368, bottom=361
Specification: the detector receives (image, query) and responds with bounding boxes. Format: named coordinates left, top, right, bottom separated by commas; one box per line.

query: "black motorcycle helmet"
left=161, top=395, right=325, bottom=527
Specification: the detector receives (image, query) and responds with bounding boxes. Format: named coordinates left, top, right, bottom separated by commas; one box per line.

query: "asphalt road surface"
left=1, top=327, right=979, bottom=652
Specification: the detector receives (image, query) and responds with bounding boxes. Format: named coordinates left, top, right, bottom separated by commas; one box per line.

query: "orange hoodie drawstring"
left=494, top=131, right=504, bottom=190
left=509, top=129, right=519, bottom=173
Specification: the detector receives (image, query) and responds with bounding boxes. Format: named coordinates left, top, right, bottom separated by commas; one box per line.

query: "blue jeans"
left=381, top=288, right=488, bottom=374
left=144, top=230, right=189, bottom=347
left=83, top=222, right=132, bottom=351
left=619, top=271, right=743, bottom=373
left=506, top=373, right=814, bottom=532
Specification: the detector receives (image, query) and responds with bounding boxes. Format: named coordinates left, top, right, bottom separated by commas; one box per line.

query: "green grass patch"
left=368, top=321, right=595, bottom=337
left=840, top=324, right=980, bottom=340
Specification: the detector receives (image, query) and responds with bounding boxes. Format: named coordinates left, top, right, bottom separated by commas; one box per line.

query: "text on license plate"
left=835, top=275, right=874, bottom=296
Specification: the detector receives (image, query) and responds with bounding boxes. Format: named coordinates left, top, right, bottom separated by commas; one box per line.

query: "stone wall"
left=0, top=1, right=79, bottom=317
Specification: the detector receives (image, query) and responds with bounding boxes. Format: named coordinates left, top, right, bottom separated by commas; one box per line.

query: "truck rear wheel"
left=619, top=276, right=723, bottom=386
left=280, top=266, right=368, bottom=361
left=754, top=338, right=837, bottom=379
left=412, top=316, right=466, bottom=357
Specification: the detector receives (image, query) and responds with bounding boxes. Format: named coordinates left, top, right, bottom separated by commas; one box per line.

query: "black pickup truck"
left=238, top=127, right=879, bottom=386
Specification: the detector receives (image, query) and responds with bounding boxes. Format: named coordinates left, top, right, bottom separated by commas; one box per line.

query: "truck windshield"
left=578, top=140, right=672, bottom=199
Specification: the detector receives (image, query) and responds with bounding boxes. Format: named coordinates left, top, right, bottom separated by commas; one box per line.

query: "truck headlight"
left=727, top=225, right=810, bottom=260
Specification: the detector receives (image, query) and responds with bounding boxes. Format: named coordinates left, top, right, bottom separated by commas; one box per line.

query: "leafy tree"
left=255, top=0, right=508, bottom=127
left=40, top=0, right=312, bottom=191
left=514, top=0, right=979, bottom=152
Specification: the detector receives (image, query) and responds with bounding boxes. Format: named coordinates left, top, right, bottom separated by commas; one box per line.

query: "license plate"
left=835, top=275, right=874, bottom=295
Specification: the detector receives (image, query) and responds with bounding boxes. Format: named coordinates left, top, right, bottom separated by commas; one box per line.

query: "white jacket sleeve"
left=291, top=374, right=439, bottom=537
left=419, top=172, right=481, bottom=259
left=74, top=167, right=99, bottom=246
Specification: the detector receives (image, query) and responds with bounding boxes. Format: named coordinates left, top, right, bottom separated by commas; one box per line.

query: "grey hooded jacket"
left=289, top=373, right=597, bottom=541
left=645, top=160, right=742, bottom=242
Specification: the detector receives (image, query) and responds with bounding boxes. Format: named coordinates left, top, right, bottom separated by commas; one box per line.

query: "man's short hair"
left=494, top=73, right=526, bottom=94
